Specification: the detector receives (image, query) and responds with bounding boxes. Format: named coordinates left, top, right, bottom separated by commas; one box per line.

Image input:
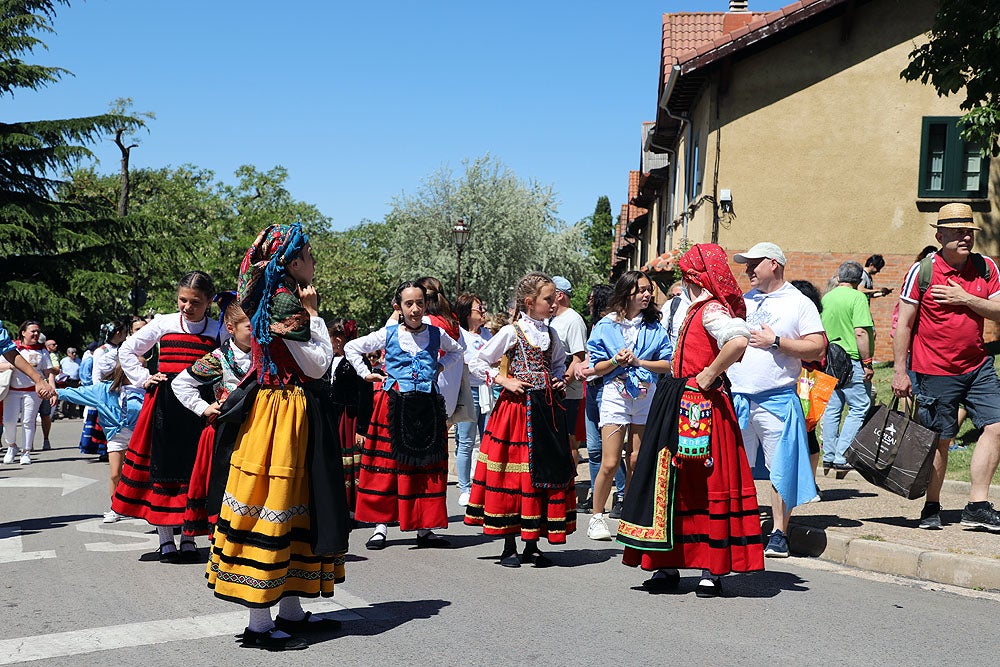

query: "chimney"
left=729, top=1, right=749, bottom=11
left=724, top=1, right=753, bottom=32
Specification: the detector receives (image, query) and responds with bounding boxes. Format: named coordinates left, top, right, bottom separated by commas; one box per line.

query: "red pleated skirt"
left=464, top=391, right=577, bottom=544
left=621, top=393, right=764, bottom=576
left=182, top=423, right=215, bottom=537
left=354, top=391, right=448, bottom=531
left=112, top=390, right=189, bottom=526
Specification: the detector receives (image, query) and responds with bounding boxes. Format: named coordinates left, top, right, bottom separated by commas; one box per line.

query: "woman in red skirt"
left=617, top=244, right=764, bottom=597
left=112, top=271, right=221, bottom=563
left=344, top=281, right=464, bottom=550
left=465, top=272, right=577, bottom=568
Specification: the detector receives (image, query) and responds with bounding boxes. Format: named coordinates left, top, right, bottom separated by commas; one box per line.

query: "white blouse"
left=344, top=324, right=463, bottom=379
left=471, top=315, right=567, bottom=382
left=172, top=344, right=252, bottom=416
left=119, top=313, right=224, bottom=386
left=692, top=292, right=751, bottom=347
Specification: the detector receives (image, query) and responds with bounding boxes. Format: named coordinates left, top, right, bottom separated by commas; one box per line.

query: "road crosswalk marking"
left=0, top=591, right=375, bottom=664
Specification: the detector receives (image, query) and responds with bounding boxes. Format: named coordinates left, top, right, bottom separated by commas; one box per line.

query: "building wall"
left=702, top=0, right=998, bottom=257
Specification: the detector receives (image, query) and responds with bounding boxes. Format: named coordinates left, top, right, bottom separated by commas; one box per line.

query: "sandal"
left=239, top=627, right=308, bottom=651
left=274, top=611, right=342, bottom=634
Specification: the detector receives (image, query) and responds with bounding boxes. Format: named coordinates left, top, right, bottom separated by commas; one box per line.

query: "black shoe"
left=831, top=462, right=853, bottom=471
left=177, top=541, right=201, bottom=563
left=578, top=494, right=593, bottom=514
left=642, top=569, right=680, bottom=593
left=609, top=493, right=624, bottom=520
left=365, top=533, right=387, bottom=550
left=499, top=552, right=521, bottom=568
left=918, top=512, right=942, bottom=530
left=239, top=628, right=308, bottom=651
left=158, top=542, right=179, bottom=564
left=274, top=611, right=342, bottom=634
left=822, top=460, right=833, bottom=476
left=415, top=532, right=451, bottom=548
left=961, top=502, right=1000, bottom=531
left=520, top=546, right=554, bottom=568
left=695, top=578, right=722, bottom=598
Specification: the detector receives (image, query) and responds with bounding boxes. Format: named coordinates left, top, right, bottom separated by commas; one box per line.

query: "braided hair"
left=513, top=271, right=554, bottom=316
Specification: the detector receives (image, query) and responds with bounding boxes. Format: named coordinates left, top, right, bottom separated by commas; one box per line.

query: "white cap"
left=733, top=242, right=786, bottom=266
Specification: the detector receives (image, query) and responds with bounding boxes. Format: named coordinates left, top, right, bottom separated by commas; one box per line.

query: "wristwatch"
left=770, top=336, right=781, bottom=350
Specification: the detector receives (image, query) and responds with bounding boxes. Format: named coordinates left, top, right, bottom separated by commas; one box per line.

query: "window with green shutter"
left=919, top=117, right=989, bottom=199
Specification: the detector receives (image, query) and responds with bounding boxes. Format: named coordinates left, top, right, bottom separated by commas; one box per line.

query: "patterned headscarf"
left=678, top=243, right=746, bottom=319
left=237, top=223, right=310, bottom=380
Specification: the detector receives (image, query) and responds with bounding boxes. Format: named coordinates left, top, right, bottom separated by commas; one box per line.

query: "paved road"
left=1, top=420, right=997, bottom=665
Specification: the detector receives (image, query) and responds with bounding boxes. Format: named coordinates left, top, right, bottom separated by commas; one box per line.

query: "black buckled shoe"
left=239, top=628, right=308, bottom=651
left=415, top=532, right=451, bottom=548
left=642, top=569, right=680, bottom=593
left=158, top=542, right=179, bottom=564
left=274, top=611, right=342, bottom=634
left=365, top=533, right=387, bottom=550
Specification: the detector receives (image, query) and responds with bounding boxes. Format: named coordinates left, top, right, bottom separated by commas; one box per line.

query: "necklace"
left=179, top=312, right=209, bottom=335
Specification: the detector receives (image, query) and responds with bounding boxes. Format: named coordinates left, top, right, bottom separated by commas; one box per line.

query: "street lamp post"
left=452, top=216, right=470, bottom=294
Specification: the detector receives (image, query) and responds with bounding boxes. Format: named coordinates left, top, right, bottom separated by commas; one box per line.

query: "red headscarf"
left=678, top=243, right=746, bottom=319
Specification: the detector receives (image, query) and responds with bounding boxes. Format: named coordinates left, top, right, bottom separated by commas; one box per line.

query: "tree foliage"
left=0, top=0, right=148, bottom=337
left=901, top=1, right=1000, bottom=155
left=384, top=155, right=599, bottom=314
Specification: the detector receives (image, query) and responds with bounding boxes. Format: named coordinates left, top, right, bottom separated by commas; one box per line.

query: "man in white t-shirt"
left=727, top=242, right=826, bottom=559
left=549, top=277, right=588, bottom=457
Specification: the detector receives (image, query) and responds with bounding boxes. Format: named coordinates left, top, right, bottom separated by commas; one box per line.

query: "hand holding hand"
left=365, top=373, right=387, bottom=384
left=552, top=378, right=566, bottom=392
left=34, top=379, right=53, bottom=399
left=573, top=365, right=595, bottom=382
left=144, top=372, right=168, bottom=389
left=203, top=402, right=221, bottom=419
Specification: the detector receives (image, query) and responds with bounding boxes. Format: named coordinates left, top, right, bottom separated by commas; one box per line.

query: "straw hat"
left=931, top=202, right=980, bottom=230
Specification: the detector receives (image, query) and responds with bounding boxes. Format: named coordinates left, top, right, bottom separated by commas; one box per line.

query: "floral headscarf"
left=237, top=223, right=310, bottom=381
left=678, top=243, right=746, bottom=319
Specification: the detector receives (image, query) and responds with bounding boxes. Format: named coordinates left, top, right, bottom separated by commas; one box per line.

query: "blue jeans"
left=585, top=383, right=625, bottom=495
left=821, top=360, right=872, bottom=465
left=455, top=387, right=488, bottom=494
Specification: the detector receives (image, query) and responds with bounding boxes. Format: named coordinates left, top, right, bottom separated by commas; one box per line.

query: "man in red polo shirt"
left=893, top=203, right=1000, bottom=531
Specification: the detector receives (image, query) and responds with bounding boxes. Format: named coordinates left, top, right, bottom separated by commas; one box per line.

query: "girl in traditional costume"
left=58, top=363, right=144, bottom=519
left=79, top=320, right=130, bottom=460
left=206, top=223, right=350, bottom=651
left=345, top=280, right=463, bottom=550
left=327, top=317, right=373, bottom=516
left=172, top=299, right=252, bottom=538
left=617, top=244, right=764, bottom=597
left=464, top=272, right=577, bottom=568
left=113, top=272, right=221, bottom=563
left=585, top=271, right=673, bottom=541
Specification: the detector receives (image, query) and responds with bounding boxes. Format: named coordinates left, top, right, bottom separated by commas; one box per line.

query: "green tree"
left=901, top=1, right=1000, bottom=155
left=311, top=219, right=399, bottom=331
left=0, top=0, right=147, bottom=337
left=384, top=154, right=597, bottom=315
left=584, top=195, right=614, bottom=276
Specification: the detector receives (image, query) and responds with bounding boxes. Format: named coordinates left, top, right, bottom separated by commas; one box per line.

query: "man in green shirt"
left=820, top=261, right=875, bottom=471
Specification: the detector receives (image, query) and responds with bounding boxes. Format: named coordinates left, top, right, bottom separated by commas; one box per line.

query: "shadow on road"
left=0, top=513, right=100, bottom=537
left=310, top=599, right=451, bottom=642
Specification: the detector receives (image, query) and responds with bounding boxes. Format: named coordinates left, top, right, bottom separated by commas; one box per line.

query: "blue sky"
left=7, top=1, right=785, bottom=230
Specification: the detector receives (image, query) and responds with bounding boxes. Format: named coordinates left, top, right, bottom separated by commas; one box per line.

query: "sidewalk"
left=757, top=472, right=1000, bottom=591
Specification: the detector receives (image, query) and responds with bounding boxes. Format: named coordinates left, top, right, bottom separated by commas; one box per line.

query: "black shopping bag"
left=844, top=399, right=938, bottom=500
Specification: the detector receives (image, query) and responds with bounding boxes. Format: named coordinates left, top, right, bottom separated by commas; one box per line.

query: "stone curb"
left=786, top=522, right=1000, bottom=592
left=829, top=470, right=999, bottom=497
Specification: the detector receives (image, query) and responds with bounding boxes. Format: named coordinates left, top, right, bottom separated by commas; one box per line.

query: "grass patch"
left=857, top=534, right=884, bottom=541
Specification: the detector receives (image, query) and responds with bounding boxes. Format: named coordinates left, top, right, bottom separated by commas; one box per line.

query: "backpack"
left=917, top=252, right=990, bottom=295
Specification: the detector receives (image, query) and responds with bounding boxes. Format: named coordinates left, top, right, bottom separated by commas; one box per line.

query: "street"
left=1, top=419, right=996, bottom=666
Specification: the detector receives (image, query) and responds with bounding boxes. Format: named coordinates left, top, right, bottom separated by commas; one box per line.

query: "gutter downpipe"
left=654, top=64, right=690, bottom=244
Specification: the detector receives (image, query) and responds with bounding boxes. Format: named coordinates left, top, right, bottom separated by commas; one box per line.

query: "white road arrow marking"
left=0, top=526, right=57, bottom=564
left=76, top=518, right=159, bottom=552
left=0, top=473, right=97, bottom=496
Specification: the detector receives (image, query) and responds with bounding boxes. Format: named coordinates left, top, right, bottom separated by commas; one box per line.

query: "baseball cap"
left=552, top=276, right=572, bottom=296
left=734, top=242, right=786, bottom=266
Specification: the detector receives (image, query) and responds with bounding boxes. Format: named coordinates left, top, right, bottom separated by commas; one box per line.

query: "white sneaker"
left=587, top=514, right=612, bottom=541
left=102, top=510, right=123, bottom=523
left=3, top=446, right=18, bottom=465
left=458, top=492, right=471, bottom=507
left=19, top=451, right=32, bottom=465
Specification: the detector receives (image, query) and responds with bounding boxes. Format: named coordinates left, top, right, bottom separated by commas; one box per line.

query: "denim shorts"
left=915, top=357, right=1000, bottom=439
